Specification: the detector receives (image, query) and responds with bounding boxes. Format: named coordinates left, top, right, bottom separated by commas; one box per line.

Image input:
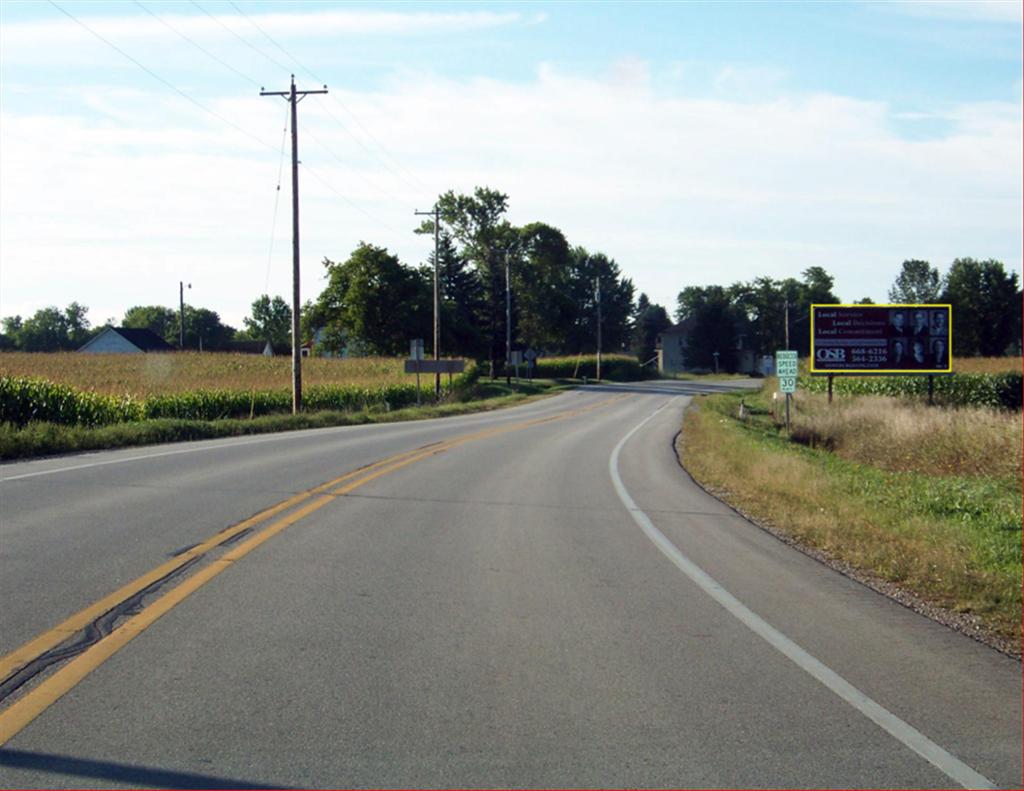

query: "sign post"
left=410, top=339, right=424, bottom=405
left=776, top=350, right=798, bottom=432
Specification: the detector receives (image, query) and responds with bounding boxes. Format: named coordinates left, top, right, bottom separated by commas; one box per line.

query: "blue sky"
left=1, top=1, right=1020, bottom=329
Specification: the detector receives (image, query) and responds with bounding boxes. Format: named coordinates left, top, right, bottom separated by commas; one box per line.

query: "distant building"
left=224, top=339, right=287, bottom=356
left=656, top=319, right=694, bottom=374
left=78, top=327, right=174, bottom=354
left=656, top=318, right=756, bottom=375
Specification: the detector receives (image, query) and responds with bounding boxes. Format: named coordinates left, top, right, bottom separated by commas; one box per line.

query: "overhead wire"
left=188, top=0, right=290, bottom=74
left=48, top=0, right=412, bottom=258
left=47, top=0, right=277, bottom=154
left=131, top=0, right=260, bottom=89
left=226, top=0, right=428, bottom=194
left=265, top=100, right=290, bottom=295
left=299, top=162, right=407, bottom=238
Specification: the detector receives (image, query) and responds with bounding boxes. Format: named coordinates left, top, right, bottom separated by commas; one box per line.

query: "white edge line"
left=608, top=403, right=997, bottom=791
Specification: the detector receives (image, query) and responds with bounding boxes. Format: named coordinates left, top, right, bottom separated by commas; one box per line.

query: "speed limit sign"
left=776, top=351, right=798, bottom=394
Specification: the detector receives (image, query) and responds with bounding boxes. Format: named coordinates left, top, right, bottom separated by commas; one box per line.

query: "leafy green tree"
left=183, top=307, right=235, bottom=351
left=676, top=286, right=741, bottom=370
left=123, top=305, right=179, bottom=343
left=64, top=302, right=92, bottom=348
left=888, top=259, right=942, bottom=303
left=514, top=222, right=575, bottom=351
left=563, top=247, right=635, bottom=354
left=16, top=307, right=69, bottom=351
left=243, top=295, right=292, bottom=347
left=315, top=243, right=431, bottom=356
left=941, top=258, right=1020, bottom=356
left=433, top=231, right=487, bottom=358
left=1, top=303, right=93, bottom=351
left=632, top=294, right=672, bottom=365
left=435, top=187, right=514, bottom=374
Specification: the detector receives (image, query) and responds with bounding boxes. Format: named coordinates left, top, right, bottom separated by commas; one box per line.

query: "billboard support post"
left=828, top=374, right=834, bottom=404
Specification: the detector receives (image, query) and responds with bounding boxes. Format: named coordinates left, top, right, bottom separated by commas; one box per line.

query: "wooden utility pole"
left=415, top=205, right=441, bottom=397
left=261, top=75, right=327, bottom=413
left=595, top=277, right=602, bottom=381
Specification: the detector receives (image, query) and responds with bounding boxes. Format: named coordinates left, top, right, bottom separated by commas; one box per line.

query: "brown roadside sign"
left=404, top=359, right=466, bottom=374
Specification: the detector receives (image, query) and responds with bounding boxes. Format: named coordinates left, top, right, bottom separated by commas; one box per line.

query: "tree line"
left=673, top=258, right=1020, bottom=371
left=1, top=185, right=1019, bottom=367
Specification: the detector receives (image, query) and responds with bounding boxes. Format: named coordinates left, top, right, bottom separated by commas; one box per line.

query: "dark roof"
left=659, top=317, right=695, bottom=336
left=112, top=327, right=175, bottom=351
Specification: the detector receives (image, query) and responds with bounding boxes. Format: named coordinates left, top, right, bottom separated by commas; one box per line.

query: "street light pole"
left=179, top=281, right=190, bottom=349
left=505, top=250, right=512, bottom=386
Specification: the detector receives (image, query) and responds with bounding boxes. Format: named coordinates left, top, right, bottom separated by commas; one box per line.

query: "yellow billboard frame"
left=809, top=303, right=953, bottom=375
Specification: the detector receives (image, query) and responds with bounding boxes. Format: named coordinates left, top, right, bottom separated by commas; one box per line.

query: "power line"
left=47, top=0, right=276, bottom=153
left=265, top=100, right=290, bottom=295
left=301, top=123, right=414, bottom=208
left=226, top=0, right=426, bottom=193
left=132, top=0, right=260, bottom=88
left=188, top=0, right=290, bottom=74
left=299, top=162, right=406, bottom=237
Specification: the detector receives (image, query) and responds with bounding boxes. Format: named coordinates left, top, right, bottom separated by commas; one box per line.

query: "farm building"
left=78, top=327, right=174, bottom=354
left=657, top=319, right=756, bottom=375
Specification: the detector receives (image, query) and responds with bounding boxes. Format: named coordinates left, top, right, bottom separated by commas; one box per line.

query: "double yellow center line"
left=0, top=393, right=627, bottom=744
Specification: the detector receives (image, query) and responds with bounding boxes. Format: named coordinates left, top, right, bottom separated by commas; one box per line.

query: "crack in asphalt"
left=0, top=556, right=201, bottom=705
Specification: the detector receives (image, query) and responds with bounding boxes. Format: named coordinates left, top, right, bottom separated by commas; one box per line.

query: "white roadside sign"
left=776, top=350, right=798, bottom=394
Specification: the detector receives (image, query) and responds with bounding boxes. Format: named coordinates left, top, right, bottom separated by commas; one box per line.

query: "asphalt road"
left=0, top=380, right=1020, bottom=789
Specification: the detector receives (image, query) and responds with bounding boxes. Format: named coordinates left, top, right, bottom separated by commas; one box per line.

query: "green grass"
left=680, top=386, right=1022, bottom=650
left=0, top=380, right=571, bottom=461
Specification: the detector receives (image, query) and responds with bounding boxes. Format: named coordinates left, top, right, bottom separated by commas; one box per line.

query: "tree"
left=123, top=305, right=179, bottom=344
left=15, top=307, right=69, bottom=351
left=436, top=187, right=513, bottom=374
left=632, top=294, right=672, bottom=365
left=314, top=243, right=431, bottom=356
left=64, top=302, right=92, bottom=348
left=676, top=286, right=741, bottom=370
left=183, top=307, right=235, bottom=351
left=1, top=303, right=93, bottom=351
left=514, top=222, right=575, bottom=351
left=563, top=247, right=635, bottom=354
left=888, top=260, right=942, bottom=303
left=941, top=258, right=1020, bottom=356
left=243, top=295, right=292, bottom=347
left=432, top=231, right=487, bottom=358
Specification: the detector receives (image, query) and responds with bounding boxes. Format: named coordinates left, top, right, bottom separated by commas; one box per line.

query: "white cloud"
left=1, top=65, right=1020, bottom=327
left=0, top=7, right=529, bottom=66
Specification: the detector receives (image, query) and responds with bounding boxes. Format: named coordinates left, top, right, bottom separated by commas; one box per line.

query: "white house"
left=78, top=327, right=174, bottom=354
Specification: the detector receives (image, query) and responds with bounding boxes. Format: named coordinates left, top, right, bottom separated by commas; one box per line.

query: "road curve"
left=0, top=380, right=1019, bottom=788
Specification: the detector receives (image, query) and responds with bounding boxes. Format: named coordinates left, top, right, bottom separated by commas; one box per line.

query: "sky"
left=1, top=0, right=1021, bottom=331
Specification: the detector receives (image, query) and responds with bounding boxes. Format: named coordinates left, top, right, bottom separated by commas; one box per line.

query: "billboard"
left=810, top=304, right=952, bottom=375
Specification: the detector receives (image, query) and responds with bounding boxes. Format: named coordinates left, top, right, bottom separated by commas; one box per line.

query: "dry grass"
left=790, top=392, right=1023, bottom=479
left=953, top=356, right=1022, bottom=374
left=0, top=352, right=418, bottom=396
left=682, top=393, right=1021, bottom=648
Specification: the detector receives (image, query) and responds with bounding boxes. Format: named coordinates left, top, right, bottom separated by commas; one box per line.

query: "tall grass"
left=683, top=389, right=1022, bottom=647
left=789, top=392, right=1023, bottom=479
